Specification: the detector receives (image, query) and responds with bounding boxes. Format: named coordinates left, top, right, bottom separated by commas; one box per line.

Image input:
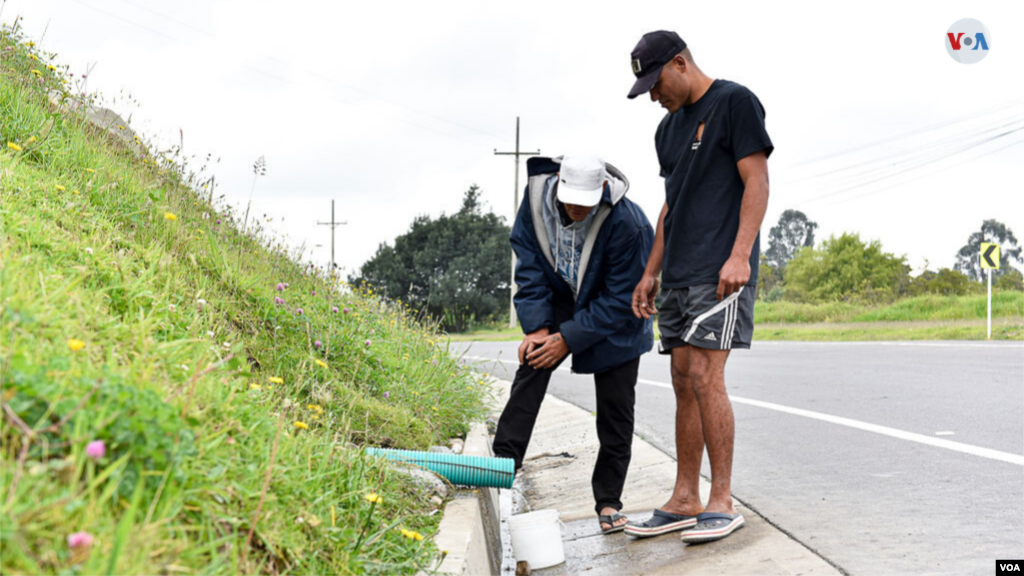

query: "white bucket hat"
left=557, top=155, right=607, bottom=207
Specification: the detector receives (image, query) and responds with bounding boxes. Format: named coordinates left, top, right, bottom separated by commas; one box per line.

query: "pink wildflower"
left=276, top=283, right=285, bottom=291
left=343, top=308, right=350, bottom=314
left=274, top=297, right=284, bottom=306
left=67, top=531, right=94, bottom=549
left=365, top=339, right=371, bottom=347
left=283, top=283, right=290, bottom=289
left=383, top=391, right=390, bottom=399
left=314, top=340, right=322, bottom=348
left=312, top=290, right=316, bottom=296
left=332, top=306, right=339, bottom=313
left=296, top=308, right=304, bottom=315
left=85, top=440, right=105, bottom=460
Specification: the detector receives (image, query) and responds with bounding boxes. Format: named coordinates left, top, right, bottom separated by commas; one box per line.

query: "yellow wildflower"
left=364, top=493, right=383, bottom=504
left=7, top=142, right=22, bottom=152
left=117, top=125, right=125, bottom=130
left=164, top=212, right=177, bottom=221
left=315, top=359, right=328, bottom=368
left=249, top=383, right=261, bottom=390
left=72, top=190, right=80, bottom=195
left=85, top=168, right=96, bottom=173
left=25, top=136, right=36, bottom=144
left=46, top=65, right=56, bottom=71
left=30, top=69, right=41, bottom=77
left=26, top=41, right=35, bottom=47
left=400, top=528, right=424, bottom=541
left=67, top=339, right=86, bottom=351
left=29, top=54, right=38, bottom=61
left=269, top=377, right=284, bottom=384
left=56, top=185, right=66, bottom=191
left=307, top=404, right=323, bottom=412
left=294, top=421, right=308, bottom=430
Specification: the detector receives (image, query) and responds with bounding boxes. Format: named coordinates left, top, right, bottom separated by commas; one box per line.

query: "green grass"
left=756, top=318, right=1023, bottom=341
left=1, top=25, right=487, bottom=575
left=454, top=293, right=1024, bottom=342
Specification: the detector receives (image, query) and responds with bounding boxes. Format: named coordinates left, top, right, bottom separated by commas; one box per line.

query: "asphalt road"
left=456, top=341, right=1024, bottom=576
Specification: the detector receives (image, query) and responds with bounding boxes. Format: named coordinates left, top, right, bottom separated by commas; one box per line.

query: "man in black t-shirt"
left=623, top=31, right=773, bottom=544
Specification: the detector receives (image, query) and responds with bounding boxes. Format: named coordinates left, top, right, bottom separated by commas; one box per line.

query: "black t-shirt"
left=655, top=79, right=773, bottom=288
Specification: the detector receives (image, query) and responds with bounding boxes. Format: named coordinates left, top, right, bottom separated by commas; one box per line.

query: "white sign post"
left=980, top=242, right=1000, bottom=340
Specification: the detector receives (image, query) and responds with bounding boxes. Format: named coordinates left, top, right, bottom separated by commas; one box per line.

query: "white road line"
left=463, top=355, right=1024, bottom=467
left=753, top=341, right=1024, bottom=348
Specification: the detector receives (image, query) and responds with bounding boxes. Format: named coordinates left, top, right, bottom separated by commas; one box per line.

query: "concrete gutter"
left=491, top=378, right=843, bottom=576
left=432, top=421, right=501, bottom=576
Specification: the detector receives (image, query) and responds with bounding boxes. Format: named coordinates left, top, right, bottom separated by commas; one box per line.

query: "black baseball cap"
left=627, top=31, right=687, bottom=99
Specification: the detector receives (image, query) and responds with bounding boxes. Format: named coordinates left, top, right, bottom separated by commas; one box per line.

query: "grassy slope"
left=1, top=27, right=487, bottom=575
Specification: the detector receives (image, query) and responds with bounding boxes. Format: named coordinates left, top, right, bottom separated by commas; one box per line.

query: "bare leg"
left=660, top=345, right=706, bottom=516
left=687, top=346, right=737, bottom=514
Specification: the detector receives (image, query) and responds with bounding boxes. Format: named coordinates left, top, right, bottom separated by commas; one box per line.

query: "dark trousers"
left=492, top=356, right=640, bottom=514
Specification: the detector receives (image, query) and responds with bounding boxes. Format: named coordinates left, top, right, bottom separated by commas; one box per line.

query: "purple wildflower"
left=314, top=340, right=322, bottom=349
left=312, top=290, right=316, bottom=296
left=383, top=391, right=390, bottom=399
left=85, top=440, right=105, bottom=460
left=276, top=283, right=285, bottom=291
left=274, top=297, right=284, bottom=306
left=343, top=308, right=350, bottom=314
left=297, top=308, right=304, bottom=315
left=365, top=339, right=371, bottom=347
left=283, top=283, right=290, bottom=289
left=332, top=306, right=339, bottom=313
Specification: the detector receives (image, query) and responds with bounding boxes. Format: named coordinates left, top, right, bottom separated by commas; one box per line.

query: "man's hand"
left=518, top=327, right=550, bottom=364
left=527, top=333, right=569, bottom=369
left=632, top=274, right=660, bottom=319
left=717, top=254, right=750, bottom=300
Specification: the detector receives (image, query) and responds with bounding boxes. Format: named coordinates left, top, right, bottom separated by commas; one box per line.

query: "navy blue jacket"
left=511, top=157, right=654, bottom=374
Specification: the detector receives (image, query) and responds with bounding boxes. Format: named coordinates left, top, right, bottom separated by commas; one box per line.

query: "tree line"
left=351, top=186, right=1023, bottom=332
left=758, top=211, right=1023, bottom=303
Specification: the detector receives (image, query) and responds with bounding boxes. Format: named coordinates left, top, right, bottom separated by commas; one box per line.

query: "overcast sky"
left=5, top=0, right=1023, bottom=276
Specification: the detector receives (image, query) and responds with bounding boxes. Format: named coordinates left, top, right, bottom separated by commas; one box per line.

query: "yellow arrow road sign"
left=980, top=243, right=1000, bottom=270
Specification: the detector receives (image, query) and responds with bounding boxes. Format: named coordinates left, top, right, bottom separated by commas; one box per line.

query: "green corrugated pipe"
left=365, top=448, right=515, bottom=489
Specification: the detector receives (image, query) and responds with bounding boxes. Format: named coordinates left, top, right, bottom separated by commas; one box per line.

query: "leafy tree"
left=908, top=268, right=973, bottom=296
left=756, top=254, right=785, bottom=302
left=784, top=233, right=909, bottom=303
left=764, top=209, right=818, bottom=270
left=352, top=186, right=511, bottom=332
left=954, top=220, right=1023, bottom=282
left=996, top=268, right=1024, bottom=291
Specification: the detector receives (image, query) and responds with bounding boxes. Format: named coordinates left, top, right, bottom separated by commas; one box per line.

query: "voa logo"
left=946, top=18, right=991, bottom=64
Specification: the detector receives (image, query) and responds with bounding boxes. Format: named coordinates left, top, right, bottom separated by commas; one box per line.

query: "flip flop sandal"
left=598, top=512, right=628, bottom=535
left=623, top=509, right=699, bottom=538
left=680, top=512, right=745, bottom=544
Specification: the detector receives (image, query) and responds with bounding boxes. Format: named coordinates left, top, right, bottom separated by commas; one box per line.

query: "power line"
left=783, top=112, right=1024, bottom=186
left=790, top=99, right=1024, bottom=167
left=807, top=128, right=1024, bottom=208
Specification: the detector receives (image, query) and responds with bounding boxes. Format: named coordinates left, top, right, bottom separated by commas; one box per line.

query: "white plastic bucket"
left=507, top=509, right=565, bottom=569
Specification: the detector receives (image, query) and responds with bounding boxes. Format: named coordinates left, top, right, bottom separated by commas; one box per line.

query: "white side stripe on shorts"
left=683, top=287, right=745, bottom=344
left=722, top=296, right=740, bottom=350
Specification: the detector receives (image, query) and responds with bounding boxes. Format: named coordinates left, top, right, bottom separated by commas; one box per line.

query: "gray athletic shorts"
left=657, top=285, right=755, bottom=353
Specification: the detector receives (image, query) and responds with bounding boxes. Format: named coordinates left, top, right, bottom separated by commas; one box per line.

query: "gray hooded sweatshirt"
left=538, top=164, right=630, bottom=298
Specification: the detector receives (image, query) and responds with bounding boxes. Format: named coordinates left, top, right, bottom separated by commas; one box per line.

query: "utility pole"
left=495, top=117, right=540, bottom=328
left=316, top=200, right=347, bottom=283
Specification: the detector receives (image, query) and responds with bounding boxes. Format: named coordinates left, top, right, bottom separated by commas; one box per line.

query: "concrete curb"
left=490, top=378, right=842, bottom=576
left=432, top=422, right=501, bottom=576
